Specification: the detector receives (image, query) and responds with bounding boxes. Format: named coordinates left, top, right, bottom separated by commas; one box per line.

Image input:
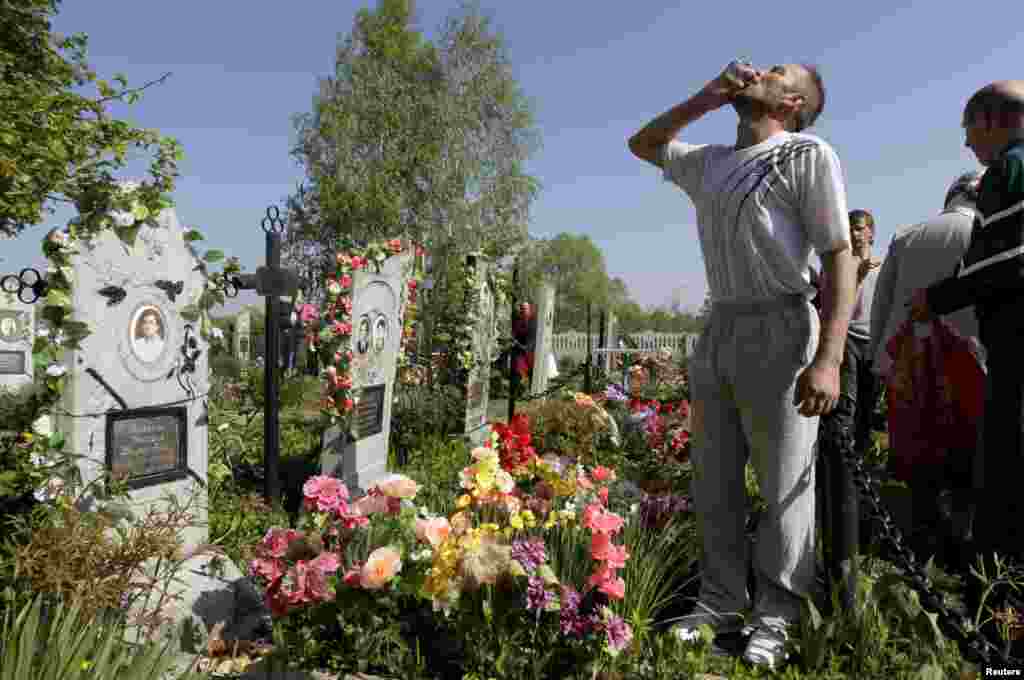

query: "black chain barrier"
left=819, top=416, right=1021, bottom=668
left=0, top=268, right=48, bottom=304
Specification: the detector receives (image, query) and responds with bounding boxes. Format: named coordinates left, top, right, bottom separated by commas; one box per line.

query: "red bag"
left=885, top=319, right=985, bottom=483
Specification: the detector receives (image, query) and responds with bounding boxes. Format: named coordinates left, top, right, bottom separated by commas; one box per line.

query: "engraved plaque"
left=356, top=384, right=385, bottom=439
left=105, top=407, right=188, bottom=488
left=0, top=350, right=26, bottom=375
left=468, top=375, right=487, bottom=411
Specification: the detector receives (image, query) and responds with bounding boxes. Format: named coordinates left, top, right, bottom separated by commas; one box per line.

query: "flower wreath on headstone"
left=1, top=181, right=240, bottom=500
left=445, top=255, right=509, bottom=375
left=316, top=237, right=422, bottom=429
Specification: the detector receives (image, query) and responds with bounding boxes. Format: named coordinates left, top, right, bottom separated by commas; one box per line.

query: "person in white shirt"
left=628, top=59, right=857, bottom=669
left=868, top=171, right=984, bottom=562
left=133, top=309, right=166, bottom=363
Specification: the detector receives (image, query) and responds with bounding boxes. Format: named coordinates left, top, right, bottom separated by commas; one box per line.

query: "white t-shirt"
left=661, top=132, right=851, bottom=303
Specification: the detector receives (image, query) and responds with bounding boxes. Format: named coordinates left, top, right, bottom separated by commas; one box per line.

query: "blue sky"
left=3, top=0, right=1022, bottom=313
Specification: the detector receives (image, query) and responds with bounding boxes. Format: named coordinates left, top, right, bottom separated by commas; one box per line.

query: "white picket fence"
left=551, top=330, right=699, bottom=358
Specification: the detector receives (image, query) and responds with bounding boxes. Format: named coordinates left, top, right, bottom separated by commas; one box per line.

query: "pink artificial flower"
left=336, top=374, right=352, bottom=390
left=387, top=239, right=403, bottom=254
left=340, top=296, right=353, bottom=313
left=589, top=565, right=626, bottom=600
left=591, top=534, right=630, bottom=569
left=250, top=557, right=284, bottom=583
left=598, top=487, right=610, bottom=506
left=415, top=245, right=425, bottom=257
left=310, top=551, right=342, bottom=575
left=577, top=474, right=594, bottom=491
left=341, top=398, right=354, bottom=413
left=332, top=320, right=353, bottom=337
left=376, top=474, right=419, bottom=499
left=597, top=575, right=626, bottom=600
left=415, top=517, right=451, bottom=547
left=303, top=475, right=349, bottom=514
left=360, top=546, right=403, bottom=589
left=265, top=576, right=290, bottom=618
left=592, top=466, right=616, bottom=482
left=305, top=564, right=332, bottom=602
left=350, top=256, right=365, bottom=270
left=326, top=365, right=337, bottom=382
left=340, top=273, right=353, bottom=290
left=353, top=494, right=390, bottom=516
left=260, top=528, right=302, bottom=559
left=408, top=279, right=418, bottom=291
left=582, top=503, right=625, bottom=535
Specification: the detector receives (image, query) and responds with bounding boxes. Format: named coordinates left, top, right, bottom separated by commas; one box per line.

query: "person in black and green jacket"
left=910, top=80, right=1024, bottom=578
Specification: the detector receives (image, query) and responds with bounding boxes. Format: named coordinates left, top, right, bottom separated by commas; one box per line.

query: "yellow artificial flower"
left=509, top=512, right=524, bottom=530
left=457, top=494, right=473, bottom=509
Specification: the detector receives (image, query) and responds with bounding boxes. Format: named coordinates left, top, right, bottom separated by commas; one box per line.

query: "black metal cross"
left=228, top=205, right=301, bottom=506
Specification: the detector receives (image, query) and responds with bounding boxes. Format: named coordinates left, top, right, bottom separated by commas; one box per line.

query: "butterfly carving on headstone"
left=155, top=280, right=184, bottom=303
left=97, top=285, right=127, bottom=307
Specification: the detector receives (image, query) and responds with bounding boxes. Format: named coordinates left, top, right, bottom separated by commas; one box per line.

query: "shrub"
left=0, top=595, right=207, bottom=680
left=210, top=354, right=242, bottom=380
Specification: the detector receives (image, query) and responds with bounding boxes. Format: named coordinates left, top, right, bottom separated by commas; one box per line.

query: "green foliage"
left=0, top=0, right=181, bottom=238
left=0, top=595, right=207, bottom=680
left=285, top=0, right=540, bottom=302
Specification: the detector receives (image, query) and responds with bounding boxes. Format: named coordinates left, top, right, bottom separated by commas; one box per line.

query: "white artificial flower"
left=31, top=415, right=52, bottom=437
left=45, top=364, right=67, bottom=377
left=210, top=327, right=224, bottom=341
left=36, top=327, right=50, bottom=338
left=109, top=210, right=135, bottom=228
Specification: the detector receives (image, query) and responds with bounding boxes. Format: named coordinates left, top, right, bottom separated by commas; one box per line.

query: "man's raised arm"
left=627, top=64, right=755, bottom=167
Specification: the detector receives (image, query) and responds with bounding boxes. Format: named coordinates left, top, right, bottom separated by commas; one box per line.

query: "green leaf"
left=48, top=431, right=65, bottom=450
left=116, top=225, right=139, bottom=246
left=180, top=305, right=200, bottom=322
left=183, top=229, right=204, bottom=242
left=44, top=288, right=71, bottom=308
left=203, top=249, right=224, bottom=263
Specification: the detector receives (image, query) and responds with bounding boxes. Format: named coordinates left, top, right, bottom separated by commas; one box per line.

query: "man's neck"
left=735, top=117, right=787, bottom=150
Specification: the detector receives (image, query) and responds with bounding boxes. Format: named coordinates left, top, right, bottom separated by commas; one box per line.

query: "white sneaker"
left=742, top=625, right=789, bottom=669
left=667, top=606, right=744, bottom=642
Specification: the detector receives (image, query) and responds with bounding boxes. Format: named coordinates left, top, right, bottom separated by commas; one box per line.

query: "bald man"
left=910, top=81, right=1024, bottom=575
left=629, top=60, right=857, bottom=669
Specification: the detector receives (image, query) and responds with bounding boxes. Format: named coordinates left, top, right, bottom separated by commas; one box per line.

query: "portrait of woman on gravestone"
left=373, top=315, right=388, bottom=353
left=0, top=315, right=18, bottom=341
left=357, top=316, right=371, bottom=354
left=131, top=306, right=166, bottom=364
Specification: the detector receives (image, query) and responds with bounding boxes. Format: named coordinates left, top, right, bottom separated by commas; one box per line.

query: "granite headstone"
left=0, top=291, right=33, bottom=393
left=60, top=200, right=268, bottom=647
left=530, top=281, right=556, bottom=397
left=321, top=252, right=413, bottom=495
left=463, top=256, right=495, bottom=447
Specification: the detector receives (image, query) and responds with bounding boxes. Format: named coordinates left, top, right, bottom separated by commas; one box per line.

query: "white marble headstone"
left=530, top=282, right=556, bottom=396
left=0, top=291, right=34, bottom=393
left=321, top=252, right=412, bottom=494
left=602, top=310, right=618, bottom=374
left=463, top=258, right=496, bottom=447
left=61, top=206, right=209, bottom=549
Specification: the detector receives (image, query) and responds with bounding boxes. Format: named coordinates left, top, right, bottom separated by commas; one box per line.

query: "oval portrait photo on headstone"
left=0, top=316, right=18, bottom=341
left=357, top=316, right=371, bottom=354
left=372, top=314, right=388, bottom=353
left=130, top=305, right=167, bottom=364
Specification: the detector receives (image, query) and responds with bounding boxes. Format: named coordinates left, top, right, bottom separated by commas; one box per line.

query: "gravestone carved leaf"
left=154, top=279, right=184, bottom=302
left=97, top=285, right=127, bottom=307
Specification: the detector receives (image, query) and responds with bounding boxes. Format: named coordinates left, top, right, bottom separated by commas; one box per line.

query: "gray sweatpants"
left=688, top=295, right=819, bottom=628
